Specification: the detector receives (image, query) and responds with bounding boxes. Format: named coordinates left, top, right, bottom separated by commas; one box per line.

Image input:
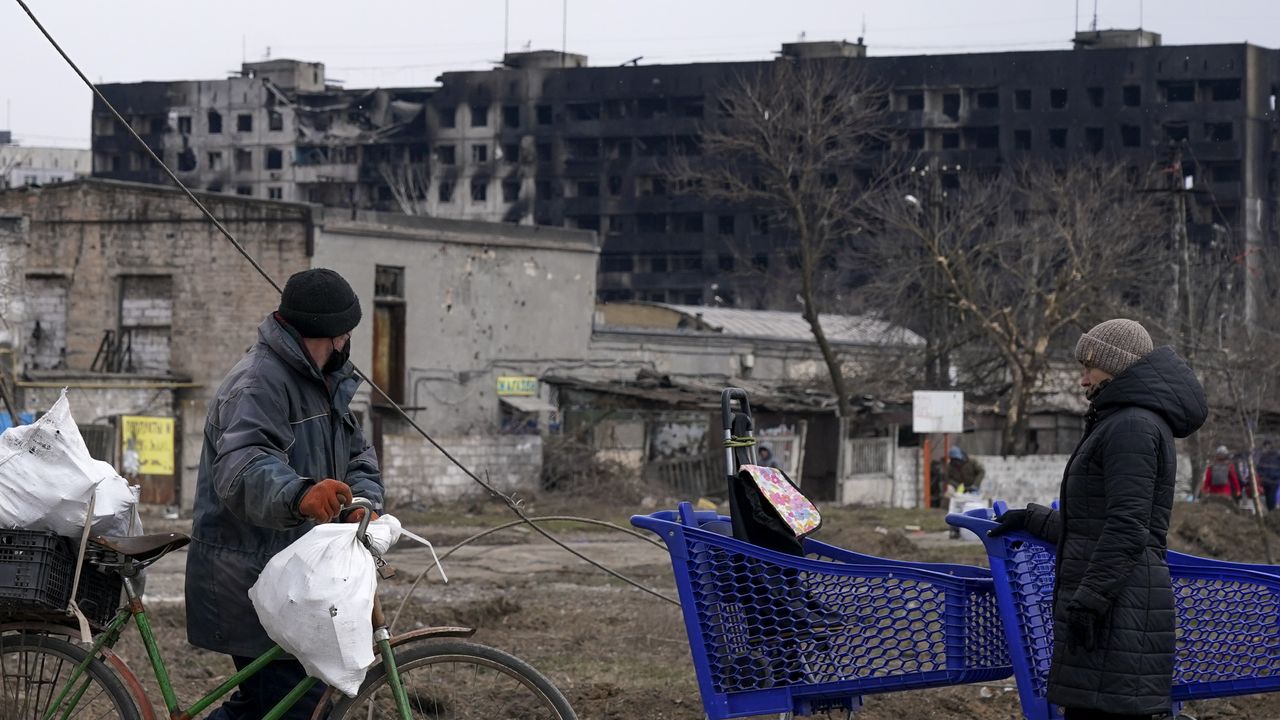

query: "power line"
left=11, top=0, right=281, bottom=294
left=12, top=0, right=667, bottom=605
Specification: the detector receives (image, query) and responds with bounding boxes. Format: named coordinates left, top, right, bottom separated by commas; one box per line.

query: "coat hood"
left=257, top=314, right=361, bottom=407
left=1092, top=345, right=1207, bottom=438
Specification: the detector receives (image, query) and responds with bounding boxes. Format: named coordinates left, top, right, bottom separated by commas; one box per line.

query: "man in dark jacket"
left=185, top=268, right=384, bottom=720
left=991, top=318, right=1207, bottom=719
left=1256, top=440, right=1280, bottom=511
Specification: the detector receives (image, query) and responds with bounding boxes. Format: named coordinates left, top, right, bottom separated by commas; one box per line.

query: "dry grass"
left=90, top=497, right=1280, bottom=719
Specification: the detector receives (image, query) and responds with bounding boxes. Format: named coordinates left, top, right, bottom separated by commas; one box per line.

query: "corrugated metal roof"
left=658, top=304, right=924, bottom=347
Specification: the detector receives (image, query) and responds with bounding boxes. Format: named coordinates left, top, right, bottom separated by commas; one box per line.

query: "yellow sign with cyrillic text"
left=496, top=376, right=539, bottom=396
left=120, top=416, right=175, bottom=475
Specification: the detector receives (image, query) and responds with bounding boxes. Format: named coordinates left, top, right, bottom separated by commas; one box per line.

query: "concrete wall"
left=312, top=209, right=599, bottom=435
left=22, top=385, right=173, bottom=428
left=0, top=180, right=313, bottom=509
left=380, top=433, right=542, bottom=507
left=842, top=447, right=1195, bottom=509
left=0, top=216, right=26, bottom=349
left=1, top=184, right=601, bottom=509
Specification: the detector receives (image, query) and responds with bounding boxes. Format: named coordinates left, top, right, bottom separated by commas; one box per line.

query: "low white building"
left=0, top=133, right=90, bottom=189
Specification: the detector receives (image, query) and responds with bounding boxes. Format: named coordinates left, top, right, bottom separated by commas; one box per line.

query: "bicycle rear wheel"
left=0, top=630, right=140, bottom=720
left=328, top=638, right=575, bottom=719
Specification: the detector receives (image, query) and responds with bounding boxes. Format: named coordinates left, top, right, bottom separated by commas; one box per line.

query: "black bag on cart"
left=722, top=389, right=820, bottom=557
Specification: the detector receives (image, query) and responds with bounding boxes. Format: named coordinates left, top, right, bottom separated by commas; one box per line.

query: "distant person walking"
left=757, top=445, right=779, bottom=469
left=1256, top=440, right=1280, bottom=511
left=1202, top=445, right=1242, bottom=501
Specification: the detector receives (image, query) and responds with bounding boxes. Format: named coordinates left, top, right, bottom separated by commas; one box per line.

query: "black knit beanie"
left=278, top=268, right=361, bottom=338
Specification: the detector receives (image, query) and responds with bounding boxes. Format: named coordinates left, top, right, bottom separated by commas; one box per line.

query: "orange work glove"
left=344, top=508, right=380, bottom=523
left=298, top=479, right=353, bottom=522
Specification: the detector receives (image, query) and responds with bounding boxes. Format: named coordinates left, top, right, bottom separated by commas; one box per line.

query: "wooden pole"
left=0, top=375, right=18, bottom=428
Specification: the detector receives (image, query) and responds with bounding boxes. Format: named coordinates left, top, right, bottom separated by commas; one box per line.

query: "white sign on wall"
left=912, top=390, right=964, bottom=433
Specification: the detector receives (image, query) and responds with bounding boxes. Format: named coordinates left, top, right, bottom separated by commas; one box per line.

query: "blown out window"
left=372, top=266, right=405, bottom=404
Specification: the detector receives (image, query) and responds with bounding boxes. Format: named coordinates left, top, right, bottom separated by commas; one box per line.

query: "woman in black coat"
left=991, top=319, right=1207, bottom=720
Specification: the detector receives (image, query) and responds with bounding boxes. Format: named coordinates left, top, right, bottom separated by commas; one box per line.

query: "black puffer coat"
left=1021, top=346, right=1206, bottom=715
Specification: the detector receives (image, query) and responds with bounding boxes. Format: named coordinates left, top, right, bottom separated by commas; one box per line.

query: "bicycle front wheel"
left=0, top=630, right=140, bottom=720
left=328, top=638, right=576, bottom=719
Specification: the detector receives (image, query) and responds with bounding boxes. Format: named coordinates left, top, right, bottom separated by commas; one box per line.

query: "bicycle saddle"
left=92, top=532, right=191, bottom=563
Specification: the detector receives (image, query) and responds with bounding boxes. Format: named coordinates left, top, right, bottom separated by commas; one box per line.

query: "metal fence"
left=648, top=453, right=722, bottom=497
left=80, top=424, right=116, bottom=465
left=843, top=436, right=895, bottom=477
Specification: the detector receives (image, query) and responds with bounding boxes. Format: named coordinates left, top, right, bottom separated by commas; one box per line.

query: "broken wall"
left=311, top=209, right=599, bottom=436
left=0, top=181, right=312, bottom=509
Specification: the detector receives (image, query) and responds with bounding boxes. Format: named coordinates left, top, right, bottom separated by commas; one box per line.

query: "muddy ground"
left=109, top=497, right=1280, bottom=719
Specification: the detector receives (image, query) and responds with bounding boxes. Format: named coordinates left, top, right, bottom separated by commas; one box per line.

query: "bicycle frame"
left=37, top=583, right=323, bottom=720
left=31, top=498, right=429, bottom=720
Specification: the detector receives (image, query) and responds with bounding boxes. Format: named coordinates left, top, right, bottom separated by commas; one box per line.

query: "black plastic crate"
left=0, top=528, right=123, bottom=629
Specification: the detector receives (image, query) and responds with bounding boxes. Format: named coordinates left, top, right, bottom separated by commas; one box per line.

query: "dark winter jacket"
left=1018, top=346, right=1207, bottom=715
left=185, top=315, right=384, bottom=656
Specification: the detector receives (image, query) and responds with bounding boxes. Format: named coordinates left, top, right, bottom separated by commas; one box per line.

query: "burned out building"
left=428, top=34, right=1280, bottom=311
left=91, top=35, right=1280, bottom=312
left=91, top=59, right=430, bottom=210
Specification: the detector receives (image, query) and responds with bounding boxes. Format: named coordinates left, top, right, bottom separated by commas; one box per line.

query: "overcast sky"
left=3, top=0, right=1278, bottom=148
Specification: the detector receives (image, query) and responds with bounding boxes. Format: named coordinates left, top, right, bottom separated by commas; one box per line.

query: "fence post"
left=923, top=436, right=933, bottom=509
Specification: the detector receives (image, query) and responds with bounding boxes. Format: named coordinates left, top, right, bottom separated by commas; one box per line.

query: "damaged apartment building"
left=92, top=59, right=431, bottom=210
left=92, top=34, right=1280, bottom=313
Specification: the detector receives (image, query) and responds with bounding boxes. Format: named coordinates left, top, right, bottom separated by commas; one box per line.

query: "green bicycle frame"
left=38, top=591, right=411, bottom=720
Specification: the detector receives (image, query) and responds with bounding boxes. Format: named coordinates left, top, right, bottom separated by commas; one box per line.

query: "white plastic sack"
left=0, top=390, right=141, bottom=537
left=249, top=515, right=403, bottom=696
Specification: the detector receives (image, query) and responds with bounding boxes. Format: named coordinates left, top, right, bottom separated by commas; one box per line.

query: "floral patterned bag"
left=738, top=464, right=822, bottom=539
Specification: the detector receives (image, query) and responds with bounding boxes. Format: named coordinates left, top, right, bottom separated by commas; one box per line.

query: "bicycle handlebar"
left=347, top=496, right=376, bottom=549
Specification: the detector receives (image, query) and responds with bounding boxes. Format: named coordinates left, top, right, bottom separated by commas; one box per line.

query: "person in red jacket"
left=1202, top=445, right=1242, bottom=500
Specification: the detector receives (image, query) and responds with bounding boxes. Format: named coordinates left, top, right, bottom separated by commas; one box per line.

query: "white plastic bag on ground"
left=249, top=515, right=403, bottom=696
left=0, top=389, right=141, bottom=536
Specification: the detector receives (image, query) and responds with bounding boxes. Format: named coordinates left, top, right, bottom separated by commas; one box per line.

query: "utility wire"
left=389, top=515, right=678, bottom=632
left=14, top=0, right=673, bottom=606
left=12, top=1, right=280, bottom=295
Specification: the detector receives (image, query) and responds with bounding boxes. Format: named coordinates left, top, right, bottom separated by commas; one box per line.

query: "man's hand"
left=987, top=509, right=1029, bottom=537
left=344, top=508, right=380, bottom=523
left=299, top=479, right=353, bottom=522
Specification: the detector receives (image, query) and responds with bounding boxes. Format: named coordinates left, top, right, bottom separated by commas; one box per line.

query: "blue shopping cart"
left=633, top=502, right=1013, bottom=719
left=948, top=502, right=1280, bottom=720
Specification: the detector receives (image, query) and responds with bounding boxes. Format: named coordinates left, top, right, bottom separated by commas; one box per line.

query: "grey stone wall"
left=843, top=447, right=1193, bottom=509
left=380, top=433, right=542, bottom=507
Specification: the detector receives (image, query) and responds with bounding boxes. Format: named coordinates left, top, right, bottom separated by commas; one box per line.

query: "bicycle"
left=0, top=498, right=577, bottom=720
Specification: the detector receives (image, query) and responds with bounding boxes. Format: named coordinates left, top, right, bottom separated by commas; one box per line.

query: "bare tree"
left=859, top=160, right=1170, bottom=454
left=0, top=150, right=22, bottom=190
left=668, top=59, right=894, bottom=418
left=377, top=161, right=431, bottom=216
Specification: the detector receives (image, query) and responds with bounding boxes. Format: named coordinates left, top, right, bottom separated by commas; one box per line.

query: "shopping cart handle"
left=720, top=387, right=751, bottom=430
left=677, top=501, right=727, bottom=528
left=945, top=506, right=998, bottom=536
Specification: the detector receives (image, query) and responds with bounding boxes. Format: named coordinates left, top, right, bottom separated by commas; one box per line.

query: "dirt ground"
left=100, top=496, right=1280, bottom=719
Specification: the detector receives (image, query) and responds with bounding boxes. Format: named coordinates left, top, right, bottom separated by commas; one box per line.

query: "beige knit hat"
left=1075, top=319, right=1154, bottom=377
